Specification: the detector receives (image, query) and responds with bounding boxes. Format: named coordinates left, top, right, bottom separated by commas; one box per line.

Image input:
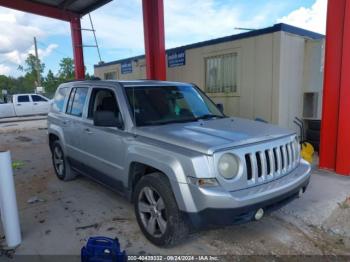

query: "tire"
left=51, top=141, right=76, bottom=181
left=308, top=120, right=321, bottom=131
left=306, top=129, right=320, bottom=141
left=133, top=173, right=189, bottom=247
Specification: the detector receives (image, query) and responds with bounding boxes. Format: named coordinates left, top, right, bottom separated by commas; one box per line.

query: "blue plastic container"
left=81, top=236, right=127, bottom=262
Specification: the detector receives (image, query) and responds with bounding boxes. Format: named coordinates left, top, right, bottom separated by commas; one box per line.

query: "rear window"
left=17, top=95, right=30, bottom=103
left=66, top=87, right=89, bottom=117
left=52, top=87, right=68, bottom=112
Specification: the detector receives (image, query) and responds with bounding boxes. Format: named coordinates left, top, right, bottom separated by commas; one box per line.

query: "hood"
left=135, top=117, right=295, bottom=155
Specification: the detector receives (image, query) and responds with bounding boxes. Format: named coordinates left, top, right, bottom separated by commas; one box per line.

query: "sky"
left=0, top=0, right=327, bottom=77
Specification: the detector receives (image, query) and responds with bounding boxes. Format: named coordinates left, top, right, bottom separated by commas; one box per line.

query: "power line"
left=36, top=40, right=72, bottom=58
left=0, top=58, right=13, bottom=64
left=0, top=57, right=23, bottom=69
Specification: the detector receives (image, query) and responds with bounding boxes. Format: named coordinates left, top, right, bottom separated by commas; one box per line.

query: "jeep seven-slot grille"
left=244, top=141, right=299, bottom=183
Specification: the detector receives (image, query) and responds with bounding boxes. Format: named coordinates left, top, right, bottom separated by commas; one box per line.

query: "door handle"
left=34, top=103, right=38, bottom=105
left=84, top=128, right=94, bottom=134
left=62, top=120, right=70, bottom=125
left=17, top=104, right=21, bottom=106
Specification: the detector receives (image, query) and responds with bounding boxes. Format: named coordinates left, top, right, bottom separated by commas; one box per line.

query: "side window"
left=66, top=88, right=76, bottom=114
left=87, top=88, right=121, bottom=120
left=31, top=95, right=48, bottom=102
left=52, top=87, right=68, bottom=112
left=17, top=95, right=30, bottom=103
left=66, top=87, right=88, bottom=117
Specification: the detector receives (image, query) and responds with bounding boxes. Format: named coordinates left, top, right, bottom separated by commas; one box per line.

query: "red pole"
left=319, top=0, right=346, bottom=170
left=142, top=0, right=166, bottom=80
left=335, top=0, right=350, bottom=175
left=70, top=16, right=85, bottom=80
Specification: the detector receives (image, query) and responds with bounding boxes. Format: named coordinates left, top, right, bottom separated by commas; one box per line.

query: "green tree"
left=85, top=72, right=94, bottom=80
left=43, top=70, right=59, bottom=94
left=16, top=54, right=45, bottom=92
left=58, top=57, right=74, bottom=80
left=23, top=54, right=45, bottom=76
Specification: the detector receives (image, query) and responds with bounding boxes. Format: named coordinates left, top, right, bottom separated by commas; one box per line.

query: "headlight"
left=218, top=153, right=240, bottom=179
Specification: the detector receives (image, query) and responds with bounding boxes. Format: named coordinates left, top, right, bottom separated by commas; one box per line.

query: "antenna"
left=234, top=27, right=256, bottom=31
left=89, top=13, right=102, bottom=62
left=88, top=13, right=102, bottom=63
left=80, top=14, right=103, bottom=63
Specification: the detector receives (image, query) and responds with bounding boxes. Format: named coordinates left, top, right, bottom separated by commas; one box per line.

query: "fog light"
left=254, top=208, right=264, bottom=220
left=187, top=177, right=219, bottom=187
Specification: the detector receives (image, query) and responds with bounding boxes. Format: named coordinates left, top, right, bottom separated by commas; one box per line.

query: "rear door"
left=31, top=94, right=49, bottom=114
left=63, top=86, right=90, bottom=162
left=14, top=95, right=33, bottom=116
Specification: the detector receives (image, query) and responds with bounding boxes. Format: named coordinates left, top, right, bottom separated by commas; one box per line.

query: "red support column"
left=336, top=0, right=350, bottom=175
left=320, top=0, right=350, bottom=175
left=142, top=0, right=166, bottom=80
left=70, top=16, right=85, bottom=80
left=319, top=0, right=346, bottom=170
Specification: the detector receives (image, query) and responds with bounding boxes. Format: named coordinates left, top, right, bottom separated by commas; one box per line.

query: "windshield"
left=125, top=85, right=225, bottom=126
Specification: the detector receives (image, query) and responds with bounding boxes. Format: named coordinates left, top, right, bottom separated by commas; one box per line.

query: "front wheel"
left=133, top=173, right=189, bottom=247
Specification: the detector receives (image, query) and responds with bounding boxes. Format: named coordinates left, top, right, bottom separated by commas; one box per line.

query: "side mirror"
left=216, top=103, right=224, bottom=113
left=93, top=111, right=123, bottom=129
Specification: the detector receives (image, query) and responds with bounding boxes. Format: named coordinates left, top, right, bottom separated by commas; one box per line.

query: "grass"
left=12, top=160, right=25, bottom=170
left=338, top=197, right=350, bottom=209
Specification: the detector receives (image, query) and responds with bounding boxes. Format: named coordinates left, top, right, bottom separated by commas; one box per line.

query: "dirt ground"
left=0, top=121, right=349, bottom=258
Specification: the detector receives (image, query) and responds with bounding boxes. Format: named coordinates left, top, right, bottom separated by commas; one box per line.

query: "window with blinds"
left=104, top=71, right=117, bottom=80
left=205, top=53, right=238, bottom=93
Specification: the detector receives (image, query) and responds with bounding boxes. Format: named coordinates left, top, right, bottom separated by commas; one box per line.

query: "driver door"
left=79, top=87, right=126, bottom=188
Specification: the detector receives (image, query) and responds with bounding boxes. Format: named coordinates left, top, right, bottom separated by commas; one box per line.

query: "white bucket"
left=0, top=150, right=21, bottom=248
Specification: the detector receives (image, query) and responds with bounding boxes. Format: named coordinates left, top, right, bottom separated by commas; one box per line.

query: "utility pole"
left=34, top=37, right=41, bottom=87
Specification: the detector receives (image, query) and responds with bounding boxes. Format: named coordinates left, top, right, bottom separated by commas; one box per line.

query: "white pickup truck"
left=0, top=93, right=51, bottom=118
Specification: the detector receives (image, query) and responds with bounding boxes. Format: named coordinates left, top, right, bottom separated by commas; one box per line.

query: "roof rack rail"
left=90, top=76, right=101, bottom=80
left=62, top=79, right=82, bottom=83
left=63, top=77, right=101, bottom=83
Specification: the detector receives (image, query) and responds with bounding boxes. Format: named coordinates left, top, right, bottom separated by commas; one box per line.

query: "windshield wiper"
left=195, top=114, right=226, bottom=120
left=145, top=118, right=199, bottom=126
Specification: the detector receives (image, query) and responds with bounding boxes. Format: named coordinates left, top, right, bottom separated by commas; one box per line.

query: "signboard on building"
left=168, top=50, right=186, bottom=67
left=121, top=61, right=132, bottom=74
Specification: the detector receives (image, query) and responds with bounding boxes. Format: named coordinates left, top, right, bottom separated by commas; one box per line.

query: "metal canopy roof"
left=30, top=0, right=112, bottom=15
left=0, top=0, right=112, bottom=20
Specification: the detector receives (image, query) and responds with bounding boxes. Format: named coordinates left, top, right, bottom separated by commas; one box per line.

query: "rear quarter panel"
left=0, top=103, right=16, bottom=118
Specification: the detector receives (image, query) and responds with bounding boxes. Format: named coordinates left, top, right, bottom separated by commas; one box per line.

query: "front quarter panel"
left=125, top=138, right=212, bottom=211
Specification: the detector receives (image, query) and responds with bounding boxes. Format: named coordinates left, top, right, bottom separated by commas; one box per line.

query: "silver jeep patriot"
left=48, top=80, right=311, bottom=246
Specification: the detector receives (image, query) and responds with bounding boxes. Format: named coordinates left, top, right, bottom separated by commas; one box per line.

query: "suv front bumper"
left=177, top=159, right=311, bottom=227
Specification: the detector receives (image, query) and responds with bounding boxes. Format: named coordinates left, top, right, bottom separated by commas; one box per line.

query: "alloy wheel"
left=53, top=146, right=65, bottom=177
left=138, top=186, right=167, bottom=237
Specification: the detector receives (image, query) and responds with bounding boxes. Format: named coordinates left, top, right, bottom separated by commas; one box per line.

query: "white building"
left=94, top=23, right=324, bottom=132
